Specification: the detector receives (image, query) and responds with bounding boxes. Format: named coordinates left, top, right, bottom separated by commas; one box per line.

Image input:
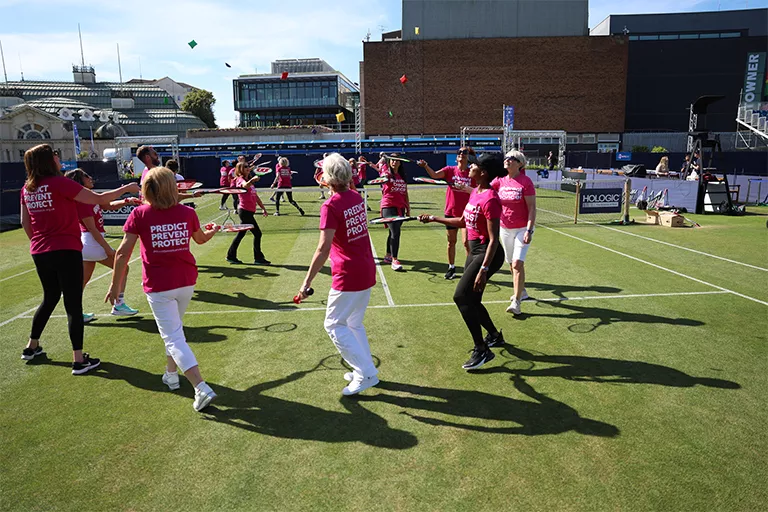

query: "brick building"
left=362, top=36, right=628, bottom=136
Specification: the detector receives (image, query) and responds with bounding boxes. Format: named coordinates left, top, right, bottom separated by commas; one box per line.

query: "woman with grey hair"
left=491, top=149, right=536, bottom=315
left=297, top=153, right=379, bottom=395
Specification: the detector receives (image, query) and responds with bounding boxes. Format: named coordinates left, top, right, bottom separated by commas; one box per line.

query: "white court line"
left=0, top=210, right=232, bottom=328
left=538, top=207, right=768, bottom=272
left=541, top=225, right=768, bottom=307
left=368, top=237, right=395, bottom=306
left=18, top=291, right=731, bottom=319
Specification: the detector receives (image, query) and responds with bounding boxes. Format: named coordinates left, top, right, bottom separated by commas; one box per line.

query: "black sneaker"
left=299, top=208, right=305, bottom=216
left=226, top=257, right=243, bottom=264
left=444, top=267, right=456, bottom=280
left=485, top=330, right=505, bottom=348
left=462, top=348, right=495, bottom=370
left=72, top=353, right=100, bottom=375
left=253, top=258, right=271, bottom=265
left=21, top=345, right=45, bottom=361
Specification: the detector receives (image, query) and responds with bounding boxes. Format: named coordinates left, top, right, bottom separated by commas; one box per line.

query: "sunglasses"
left=457, top=150, right=470, bottom=155
left=505, top=156, right=521, bottom=163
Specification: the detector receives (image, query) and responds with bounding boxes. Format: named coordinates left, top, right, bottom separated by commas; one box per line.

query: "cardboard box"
left=645, top=211, right=660, bottom=225
left=659, top=212, right=685, bottom=227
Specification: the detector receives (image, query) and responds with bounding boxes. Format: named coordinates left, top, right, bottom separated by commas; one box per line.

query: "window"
left=679, top=34, right=698, bottom=39
left=629, top=35, right=639, bottom=40
left=699, top=33, right=719, bottom=39
left=720, top=32, right=740, bottom=38
left=580, top=134, right=596, bottom=143
left=566, top=135, right=579, bottom=144
left=659, top=34, right=678, bottom=40
left=638, top=35, right=659, bottom=41
left=17, top=123, right=51, bottom=140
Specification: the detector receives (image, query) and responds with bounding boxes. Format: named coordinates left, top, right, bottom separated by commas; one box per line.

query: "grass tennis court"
left=1, top=188, right=767, bottom=511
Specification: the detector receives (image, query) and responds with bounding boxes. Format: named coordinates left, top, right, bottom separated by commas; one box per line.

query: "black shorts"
left=445, top=215, right=459, bottom=231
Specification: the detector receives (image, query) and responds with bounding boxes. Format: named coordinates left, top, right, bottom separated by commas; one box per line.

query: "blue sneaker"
left=83, top=313, right=96, bottom=323
left=111, top=303, right=138, bottom=316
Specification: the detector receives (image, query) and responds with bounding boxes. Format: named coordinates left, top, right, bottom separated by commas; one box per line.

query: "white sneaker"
left=193, top=382, right=217, bottom=411
left=510, top=290, right=530, bottom=301
left=343, top=371, right=360, bottom=382
left=162, top=371, right=180, bottom=391
left=391, top=259, right=403, bottom=271
left=506, top=298, right=522, bottom=315
left=219, top=205, right=227, bottom=210
left=273, top=212, right=280, bottom=216
left=342, top=375, right=379, bottom=396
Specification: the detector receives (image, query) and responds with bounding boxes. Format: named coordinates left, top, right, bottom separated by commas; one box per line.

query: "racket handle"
left=293, top=287, right=314, bottom=304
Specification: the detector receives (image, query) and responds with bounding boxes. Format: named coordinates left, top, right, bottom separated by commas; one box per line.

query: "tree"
left=181, top=89, right=217, bottom=128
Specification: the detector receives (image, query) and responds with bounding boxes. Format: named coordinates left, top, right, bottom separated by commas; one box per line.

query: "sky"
left=1, top=0, right=765, bottom=128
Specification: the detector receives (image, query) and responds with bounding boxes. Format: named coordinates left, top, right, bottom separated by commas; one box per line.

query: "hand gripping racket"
left=293, top=287, right=314, bottom=304
left=369, top=215, right=418, bottom=225
left=413, top=177, right=448, bottom=185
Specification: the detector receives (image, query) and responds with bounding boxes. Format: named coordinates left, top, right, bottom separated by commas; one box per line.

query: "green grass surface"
left=1, top=188, right=767, bottom=511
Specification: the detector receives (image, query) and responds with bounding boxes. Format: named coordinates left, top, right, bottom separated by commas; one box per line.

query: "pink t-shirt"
left=380, top=169, right=408, bottom=210
left=220, top=166, right=231, bottom=187
left=491, top=174, right=536, bottom=229
left=21, top=176, right=84, bottom=255
left=357, top=163, right=367, bottom=185
left=235, top=176, right=258, bottom=212
left=123, top=204, right=201, bottom=294
left=441, top=165, right=475, bottom=217
left=463, top=189, right=502, bottom=244
left=319, top=190, right=376, bottom=292
left=77, top=202, right=105, bottom=233
left=276, top=165, right=293, bottom=188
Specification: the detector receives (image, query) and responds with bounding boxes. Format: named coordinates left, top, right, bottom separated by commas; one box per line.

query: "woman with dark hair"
left=20, top=144, right=139, bottom=374
left=419, top=153, right=507, bottom=370
left=219, top=160, right=234, bottom=210
left=379, top=154, right=410, bottom=271
left=417, top=146, right=476, bottom=280
left=65, top=168, right=141, bottom=321
left=226, top=162, right=270, bottom=265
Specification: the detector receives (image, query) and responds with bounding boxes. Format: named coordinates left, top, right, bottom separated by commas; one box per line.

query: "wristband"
left=480, top=266, right=489, bottom=272
left=526, top=229, right=534, bottom=234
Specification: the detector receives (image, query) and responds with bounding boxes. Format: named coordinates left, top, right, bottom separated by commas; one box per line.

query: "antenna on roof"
left=139, top=56, right=142, bottom=80
left=0, top=40, right=8, bottom=83
left=117, top=43, right=123, bottom=87
left=78, top=23, right=86, bottom=67
left=18, top=52, right=24, bottom=81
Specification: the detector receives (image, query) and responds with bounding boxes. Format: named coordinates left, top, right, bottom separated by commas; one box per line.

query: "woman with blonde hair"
left=492, top=149, right=536, bottom=316
left=271, top=156, right=305, bottom=216
left=297, top=153, right=378, bottom=395
left=65, top=168, right=141, bottom=321
left=107, top=167, right=220, bottom=411
left=226, top=162, right=270, bottom=265
left=655, top=156, right=669, bottom=177
left=20, top=144, right=140, bottom=374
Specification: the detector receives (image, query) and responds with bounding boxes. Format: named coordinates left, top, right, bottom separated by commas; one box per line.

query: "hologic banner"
left=579, top=188, right=623, bottom=214
left=742, top=52, right=766, bottom=110
left=103, top=203, right=138, bottom=226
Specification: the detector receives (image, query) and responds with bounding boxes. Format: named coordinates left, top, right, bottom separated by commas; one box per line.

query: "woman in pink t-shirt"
left=270, top=157, right=305, bottom=216
left=107, top=167, right=220, bottom=412
left=20, top=144, right=140, bottom=375
left=66, top=168, right=141, bottom=321
left=297, top=153, right=379, bottom=396
left=491, top=149, right=537, bottom=316
left=226, top=162, right=270, bottom=265
left=218, top=160, right=237, bottom=210
left=419, top=153, right=507, bottom=371
left=417, top=146, right=476, bottom=280
left=351, top=157, right=373, bottom=212
left=379, top=154, right=410, bottom=271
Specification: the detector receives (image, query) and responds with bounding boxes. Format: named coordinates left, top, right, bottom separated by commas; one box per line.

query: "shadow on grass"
left=525, top=282, right=623, bottom=298
left=526, top=300, right=705, bottom=332
left=192, top=290, right=297, bottom=310
left=474, top=345, right=741, bottom=389
left=197, top=265, right=280, bottom=280
left=357, top=376, right=618, bottom=437
left=88, top=316, right=294, bottom=343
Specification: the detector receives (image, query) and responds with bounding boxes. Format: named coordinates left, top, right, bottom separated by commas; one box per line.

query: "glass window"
left=638, top=35, right=658, bottom=41
left=659, top=34, right=678, bottom=40
left=581, top=134, right=596, bottom=143
left=566, top=135, right=579, bottom=144
left=629, top=35, right=639, bottom=41
left=679, top=34, right=698, bottom=39
left=281, top=87, right=289, bottom=100
left=720, top=32, right=740, bottom=38
left=699, top=33, right=719, bottom=39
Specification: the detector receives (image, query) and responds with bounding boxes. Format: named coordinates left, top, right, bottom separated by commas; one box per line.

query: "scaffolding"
left=114, top=135, right=179, bottom=176
left=503, top=130, right=566, bottom=171
left=354, top=100, right=362, bottom=155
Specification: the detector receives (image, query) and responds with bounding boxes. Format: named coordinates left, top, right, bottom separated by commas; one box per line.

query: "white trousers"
left=500, top=226, right=530, bottom=263
left=324, top=287, right=377, bottom=378
left=145, top=285, right=198, bottom=372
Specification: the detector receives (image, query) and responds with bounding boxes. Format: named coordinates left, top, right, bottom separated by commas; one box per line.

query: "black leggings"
left=274, top=191, right=303, bottom=214
left=220, top=193, right=238, bottom=209
left=227, top=209, right=265, bottom=261
left=382, top=207, right=404, bottom=258
left=453, top=239, right=505, bottom=349
left=30, top=250, right=84, bottom=351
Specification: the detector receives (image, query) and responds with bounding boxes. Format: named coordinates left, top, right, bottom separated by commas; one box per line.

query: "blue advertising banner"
left=503, top=106, right=514, bottom=129
left=616, top=152, right=632, bottom=161
left=579, top=188, right=623, bottom=214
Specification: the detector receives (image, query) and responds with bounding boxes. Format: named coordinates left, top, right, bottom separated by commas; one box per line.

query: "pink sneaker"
left=382, top=254, right=393, bottom=264
left=391, top=259, right=403, bottom=271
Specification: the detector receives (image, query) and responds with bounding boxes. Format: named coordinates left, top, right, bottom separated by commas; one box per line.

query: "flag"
left=188, top=40, right=197, bottom=49
left=400, top=74, right=408, bottom=84
left=225, top=63, right=232, bottom=68
left=336, top=112, right=345, bottom=123
left=281, top=71, right=289, bottom=80
left=415, top=27, right=420, bottom=35
left=73, top=123, right=81, bottom=155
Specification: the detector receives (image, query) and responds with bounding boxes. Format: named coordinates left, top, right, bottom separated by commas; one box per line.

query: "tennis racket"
left=253, top=167, right=273, bottom=176
left=293, top=287, right=314, bottom=304
left=221, top=223, right=254, bottom=233
left=177, top=179, right=203, bottom=191
left=313, top=159, right=324, bottom=169
left=384, top=154, right=413, bottom=163
left=369, top=216, right=418, bottom=224
left=198, top=187, right=247, bottom=195
left=414, top=177, right=448, bottom=185
left=368, top=176, right=389, bottom=185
